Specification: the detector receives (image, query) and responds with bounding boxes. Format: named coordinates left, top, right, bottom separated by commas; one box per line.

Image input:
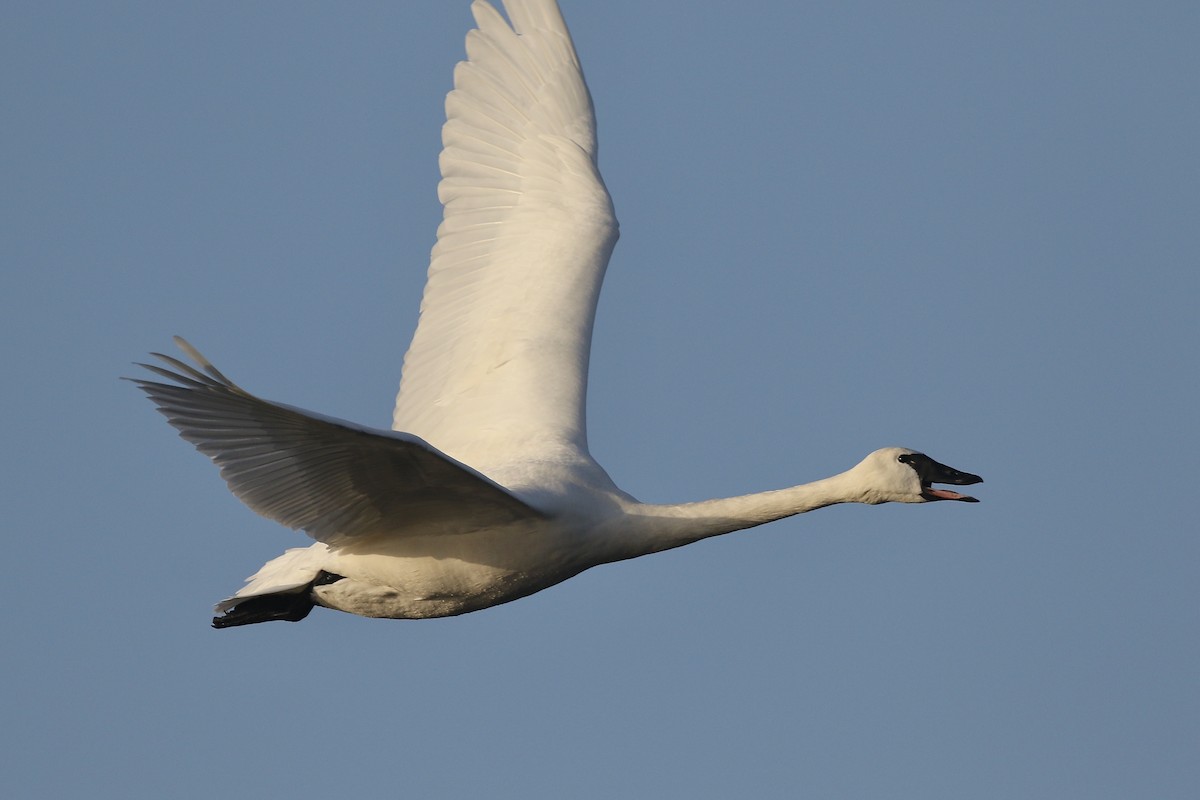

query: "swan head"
left=851, top=447, right=982, bottom=504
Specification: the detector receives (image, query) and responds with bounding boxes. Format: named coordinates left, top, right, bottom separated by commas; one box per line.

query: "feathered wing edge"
left=129, top=338, right=544, bottom=546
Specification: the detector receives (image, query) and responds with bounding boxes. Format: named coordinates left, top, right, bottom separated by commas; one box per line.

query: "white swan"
left=133, top=0, right=981, bottom=627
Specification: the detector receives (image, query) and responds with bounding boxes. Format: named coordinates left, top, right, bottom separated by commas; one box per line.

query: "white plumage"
left=133, top=0, right=980, bottom=627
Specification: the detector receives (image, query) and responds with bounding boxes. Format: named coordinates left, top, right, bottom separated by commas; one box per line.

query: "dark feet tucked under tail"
left=211, top=571, right=345, bottom=629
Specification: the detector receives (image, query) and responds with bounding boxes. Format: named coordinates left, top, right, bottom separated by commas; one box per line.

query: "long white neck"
left=608, top=469, right=868, bottom=562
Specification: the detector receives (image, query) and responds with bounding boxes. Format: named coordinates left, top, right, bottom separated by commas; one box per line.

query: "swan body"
left=132, top=0, right=981, bottom=627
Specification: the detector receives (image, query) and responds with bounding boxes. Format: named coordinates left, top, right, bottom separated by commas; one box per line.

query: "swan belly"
left=312, top=527, right=593, bottom=619
left=311, top=563, right=556, bottom=619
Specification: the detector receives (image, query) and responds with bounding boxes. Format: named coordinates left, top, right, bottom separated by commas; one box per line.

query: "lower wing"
left=131, top=338, right=545, bottom=546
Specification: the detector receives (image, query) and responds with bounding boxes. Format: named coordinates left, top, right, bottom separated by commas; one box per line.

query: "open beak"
left=900, top=453, right=983, bottom=502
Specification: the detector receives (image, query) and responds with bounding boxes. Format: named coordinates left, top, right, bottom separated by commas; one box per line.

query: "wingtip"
left=168, top=336, right=237, bottom=387
left=172, top=335, right=205, bottom=365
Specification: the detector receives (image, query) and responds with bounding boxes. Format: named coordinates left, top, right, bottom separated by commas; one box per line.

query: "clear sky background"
left=4, top=1, right=1197, bottom=797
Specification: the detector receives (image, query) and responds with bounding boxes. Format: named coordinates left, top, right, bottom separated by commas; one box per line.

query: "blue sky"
left=4, top=1, right=1197, bottom=797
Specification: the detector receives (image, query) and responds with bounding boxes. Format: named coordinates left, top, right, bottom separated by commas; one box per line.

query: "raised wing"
left=132, top=338, right=544, bottom=546
left=392, top=0, right=619, bottom=468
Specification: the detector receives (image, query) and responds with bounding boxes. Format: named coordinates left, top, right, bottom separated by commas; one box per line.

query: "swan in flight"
left=132, top=0, right=981, bottom=628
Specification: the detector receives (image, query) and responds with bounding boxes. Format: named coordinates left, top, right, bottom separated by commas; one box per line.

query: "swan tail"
left=212, top=570, right=345, bottom=628
left=212, top=547, right=342, bottom=628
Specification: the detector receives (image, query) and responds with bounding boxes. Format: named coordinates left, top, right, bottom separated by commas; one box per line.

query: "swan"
left=132, top=0, right=981, bottom=628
